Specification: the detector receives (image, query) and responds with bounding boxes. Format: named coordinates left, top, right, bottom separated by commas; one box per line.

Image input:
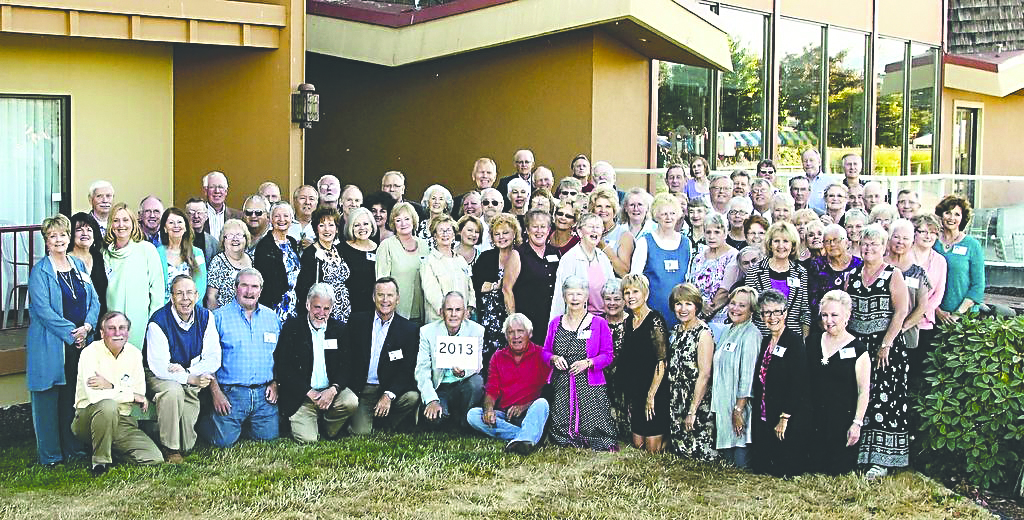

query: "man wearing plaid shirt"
left=198, top=268, right=281, bottom=447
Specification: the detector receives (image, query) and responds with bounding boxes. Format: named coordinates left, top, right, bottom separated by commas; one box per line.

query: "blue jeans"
left=427, top=374, right=484, bottom=428
left=467, top=398, right=549, bottom=444
left=30, top=384, right=85, bottom=465
left=720, top=446, right=750, bottom=469
left=198, top=384, right=279, bottom=447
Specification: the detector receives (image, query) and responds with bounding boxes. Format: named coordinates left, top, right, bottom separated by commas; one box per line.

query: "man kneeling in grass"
left=467, top=313, right=551, bottom=455
left=73, top=311, right=162, bottom=476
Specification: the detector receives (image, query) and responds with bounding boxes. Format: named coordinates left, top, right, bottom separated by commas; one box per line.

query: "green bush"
left=917, top=313, right=1024, bottom=490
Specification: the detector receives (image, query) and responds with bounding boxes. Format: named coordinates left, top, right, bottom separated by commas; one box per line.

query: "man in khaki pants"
left=73, top=312, right=162, bottom=476
left=274, top=283, right=358, bottom=442
left=144, top=275, right=221, bottom=462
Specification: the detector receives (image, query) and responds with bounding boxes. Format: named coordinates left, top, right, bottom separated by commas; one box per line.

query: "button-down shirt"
left=145, top=306, right=222, bottom=385
left=207, top=203, right=226, bottom=241
left=368, top=312, right=394, bottom=385
left=143, top=231, right=161, bottom=248
left=214, top=300, right=280, bottom=386
left=75, top=340, right=146, bottom=416
left=309, top=319, right=329, bottom=390
left=485, top=343, right=551, bottom=410
left=807, top=173, right=837, bottom=213
left=287, top=220, right=315, bottom=245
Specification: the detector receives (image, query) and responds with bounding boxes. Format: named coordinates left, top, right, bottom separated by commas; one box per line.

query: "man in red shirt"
left=467, top=313, right=551, bottom=454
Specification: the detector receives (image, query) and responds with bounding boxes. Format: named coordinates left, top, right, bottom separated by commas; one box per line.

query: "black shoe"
left=89, top=464, right=109, bottom=477
left=505, top=440, right=536, bottom=455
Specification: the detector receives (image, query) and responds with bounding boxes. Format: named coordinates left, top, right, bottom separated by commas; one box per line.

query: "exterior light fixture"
left=292, top=83, right=319, bottom=129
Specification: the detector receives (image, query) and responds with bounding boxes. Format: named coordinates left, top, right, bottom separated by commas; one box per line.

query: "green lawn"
left=0, top=434, right=991, bottom=519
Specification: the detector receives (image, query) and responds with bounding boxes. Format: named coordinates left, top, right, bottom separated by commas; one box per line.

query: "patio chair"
left=0, top=222, right=32, bottom=329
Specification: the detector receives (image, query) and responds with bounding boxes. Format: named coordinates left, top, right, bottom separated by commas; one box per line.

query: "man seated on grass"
left=73, top=311, right=162, bottom=476
left=145, top=275, right=220, bottom=463
left=199, top=268, right=281, bottom=447
left=274, top=283, right=359, bottom=442
left=415, top=291, right=485, bottom=431
left=467, top=313, right=551, bottom=455
left=346, top=277, right=420, bottom=435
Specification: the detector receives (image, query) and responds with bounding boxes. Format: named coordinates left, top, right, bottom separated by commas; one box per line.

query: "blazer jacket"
left=253, top=232, right=300, bottom=310
left=274, top=315, right=350, bottom=418
left=347, top=310, right=419, bottom=397
left=415, top=319, right=484, bottom=404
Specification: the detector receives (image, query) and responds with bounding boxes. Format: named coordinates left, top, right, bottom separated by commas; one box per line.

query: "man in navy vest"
left=144, top=275, right=221, bottom=462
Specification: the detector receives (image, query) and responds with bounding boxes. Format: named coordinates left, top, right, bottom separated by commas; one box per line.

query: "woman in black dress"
left=806, top=290, right=871, bottom=475
left=68, top=212, right=107, bottom=326
left=339, top=207, right=378, bottom=314
left=473, top=214, right=521, bottom=373
left=750, top=289, right=809, bottom=477
left=508, top=210, right=559, bottom=345
left=619, top=273, right=668, bottom=452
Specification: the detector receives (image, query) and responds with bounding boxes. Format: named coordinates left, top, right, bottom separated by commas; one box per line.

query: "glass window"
left=777, top=18, right=823, bottom=169
left=658, top=63, right=712, bottom=168
left=873, top=38, right=906, bottom=175
left=909, top=43, right=938, bottom=174
left=716, top=7, right=766, bottom=170
left=0, top=96, right=65, bottom=226
left=825, top=29, right=867, bottom=173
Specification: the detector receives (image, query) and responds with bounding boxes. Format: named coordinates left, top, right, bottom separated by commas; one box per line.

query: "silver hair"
left=88, top=180, right=113, bottom=198
left=739, top=245, right=764, bottom=260
left=502, top=312, right=534, bottom=335
left=234, top=267, right=264, bottom=288
left=820, top=289, right=852, bottom=313
left=442, top=290, right=466, bottom=307
left=562, top=275, right=589, bottom=294
left=600, top=278, right=623, bottom=297
left=307, top=282, right=335, bottom=303
left=507, top=178, right=531, bottom=196
left=704, top=212, right=728, bottom=232
left=860, top=223, right=889, bottom=245
left=202, top=170, right=228, bottom=189
left=757, top=288, right=787, bottom=310
left=823, top=223, right=848, bottom=241
left=889, top=218, right=914, bottom=236
left=844, top=208, right=869, bottom=224
left=725, top=196, right=753, bottom=214
left=244, top=194, right=270, bottom=212
left=421, top=184, right=454, bottom=212
left=771, top=192, right=795, bottom=208
left=270, top=200, right=294, bottom=218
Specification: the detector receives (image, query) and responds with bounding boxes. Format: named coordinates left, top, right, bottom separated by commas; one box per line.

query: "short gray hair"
left=307, top=282, right=335, bottom=303
left=442, top=291, right=466, bottom=307
left=823, top=223, right=847, bottom=241
left=507, top=178, right=530, bottom=196
left=757, top=288, right=787, bottom=310
left=860, top=223, right=889, bottom=245
left=88, top=180, right=113, bottom=198
left=726, top=196, right=753, bottom=215
left=421, top=184, right=454, bottom=212
left=704, top=212, right=727, bottom=232
left=820, top=289, right=852, bottom=313
left=502, top=313, right=534, bottom=335
left=244, top=194, right=270, bottom=212
left=234, top=267, right=264, bottom=288
left=600, top=278, right=623, bottom=297
left=844, top=208, right=869, bottom=225
left=562, top=275, right=589, bottom=294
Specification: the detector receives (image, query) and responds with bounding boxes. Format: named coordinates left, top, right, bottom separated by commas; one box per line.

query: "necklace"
left=57, top=269, right=78, bottom=299
left=820, top=334, right=845, bottom=365
left=400, top=237, right=418, bottom=253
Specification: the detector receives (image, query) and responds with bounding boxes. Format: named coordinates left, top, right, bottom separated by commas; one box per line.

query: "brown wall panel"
left=591, top=29, right=651, bottom=169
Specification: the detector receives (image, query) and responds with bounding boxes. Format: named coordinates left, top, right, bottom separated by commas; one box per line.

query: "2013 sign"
left=434, top=336, right=482, bottom=370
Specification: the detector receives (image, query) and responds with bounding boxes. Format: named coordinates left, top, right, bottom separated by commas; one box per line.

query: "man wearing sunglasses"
left=477, top=188, right=505, bottom=251
left=242, top=195, right=271, bottom=247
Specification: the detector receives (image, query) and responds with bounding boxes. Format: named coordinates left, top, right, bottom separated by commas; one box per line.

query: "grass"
left=0, top=433, right=993, bottom=519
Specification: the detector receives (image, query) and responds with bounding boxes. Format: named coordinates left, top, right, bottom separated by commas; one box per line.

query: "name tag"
left=366, top=252, right=377, bottom=261
left=771, top=345, right=787, bottom=357
left=880, top=270, right=892, bottom=280
left=664, top=259, right=679, bottom=272
left=906, top=277, right=919, bottom=289
left=263, top=332, right=277, bottom=343
left=839, top=347, right=856, bottom=359
left=578, top=330, right=592, bottom=340
left=419, top=256, right=426, bottom=262
left=723, top=342, right=736, bottom=353
left=952, top=245, right=968, bottom=255
left=324, top=339, right=338, bottom=350
left=787, top=277, right=800, bottom=288
left=434, top=336, right=482, bottom=370
left=546, top=255, right=559, bottom=262
left=388, top=349, right=404, bottom=361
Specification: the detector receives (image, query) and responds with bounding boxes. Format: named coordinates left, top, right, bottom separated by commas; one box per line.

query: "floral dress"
left=317, top=248, right=353, bottom=322
left=668, top=322, right=717, bottom=461
left=207, top=252, right=251, bottom=308
left=275, top=241, right=301, bottom=321
left=603, top=319, right=631, bottom=440
left=687, top=247, right=739, bottom=324
left=848, top=264, right=909, bottom=469
left=479, top=264, right=507, bottom=367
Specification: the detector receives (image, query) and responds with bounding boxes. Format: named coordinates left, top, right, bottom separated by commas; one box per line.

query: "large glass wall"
left=657, top=64, right=712, bottom=167
left=873, top=38, right=906, bottom=175
left=909, top=43, right=938, bottom=174
left=777, top=18, right=823, bottom=169
left=825, top=29, right=867, bottom=172
left=716, top=7, right=766, bottom=169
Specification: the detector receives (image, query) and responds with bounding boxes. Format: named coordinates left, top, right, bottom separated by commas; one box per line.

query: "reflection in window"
left=909, top=44, right=937, bottom=174
left=777, top=18, right=823, bottom=169
left=874, top=38, right=906, bottom=175
left=717, top=7, right=765, bottom=169
left=825, top=29, right=866, bottom=173
left=658, top=63, right=712, bottom=168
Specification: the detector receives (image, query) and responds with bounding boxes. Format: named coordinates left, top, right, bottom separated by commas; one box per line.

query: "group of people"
left=26, top=147, right=985, bottom=480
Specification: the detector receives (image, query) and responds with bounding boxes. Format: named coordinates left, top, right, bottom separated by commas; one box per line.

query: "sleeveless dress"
left=687, top=246, right=738, bottom=324
left=620, top=310, right=670, bottom=437
left=603, top=319, right=632, bottom=441
left=667, top=322, right=717, bottom=461
left=642, top=234, right=691, bottom=328
left=549, top=321, right=618, bottom=451
left=847, top=263, right=910, bottom=468
left=479, top=265, right=507, bottom=368
left=806, top=334, right=868, bottom=475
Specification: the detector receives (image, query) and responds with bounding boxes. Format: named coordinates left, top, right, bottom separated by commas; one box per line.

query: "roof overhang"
left=307, top=0, right=733, bottom=71
left=0, top=0, right=286, bottom=48
left=944, top=50, right=1024, bottom=97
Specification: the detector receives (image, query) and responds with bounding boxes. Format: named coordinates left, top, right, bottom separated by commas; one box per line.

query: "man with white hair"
left=258, top=182, right=282, bottom=204
left=242, top=194, right=271, bottom=245
left=592, top=161, right=625, bottom=204
left=88, top=180, right=115, bottom=235
left=801, top=148, right=835, bottom=213
left=532, top=166, right=554, bottom=193
left=708, top=174, right=734, bottom=215
left=202, top=171, right=242, bottom=239
left=340, top=184, right=363, bottom=218
left=317, top=174, right=341, bottom=210
left=863, top=181, right=885, bottom=213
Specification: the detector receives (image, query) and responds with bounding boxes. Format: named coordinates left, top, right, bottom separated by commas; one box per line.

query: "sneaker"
left=865, top=465, right=888, bottom=480
left=505, top=440, right=536, bottom=455
left=89, top=464, right=109, bottom=477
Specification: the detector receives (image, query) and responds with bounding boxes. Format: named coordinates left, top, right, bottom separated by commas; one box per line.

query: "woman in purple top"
left=744, top=221, right=810, bottom=337
left=807, top=224, right=862, bottom=334
left=684, top=157, right=711, bottom=202
left=543, top=275, right=617, bottom=451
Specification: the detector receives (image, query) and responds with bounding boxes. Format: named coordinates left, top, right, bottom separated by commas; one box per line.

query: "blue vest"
left=642, top=234, right=691, bottom=328
left=149, top=303, right=209, bottom=368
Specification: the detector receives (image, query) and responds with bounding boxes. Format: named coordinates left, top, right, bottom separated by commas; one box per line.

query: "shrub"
left=916, top=313, right=1024, bottom=490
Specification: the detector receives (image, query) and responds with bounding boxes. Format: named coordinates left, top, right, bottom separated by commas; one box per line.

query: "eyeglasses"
left=244, top=210, right=265, bottom=217
left=482, top=200, right=501, bottom=206
left=710, top=186, right=731, bottom=192
left=206, top=185, right=227, bottom=192
left=172, top=290, right=198, bottom=298
left=823, top=238, right=842, bottom=245
left=760, top=309, right=785, bottom=318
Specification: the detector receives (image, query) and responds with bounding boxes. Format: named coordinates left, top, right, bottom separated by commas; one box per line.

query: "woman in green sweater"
left=102, top=202, right=164, bottom=348
left=933, top=195, right=985, bottom=324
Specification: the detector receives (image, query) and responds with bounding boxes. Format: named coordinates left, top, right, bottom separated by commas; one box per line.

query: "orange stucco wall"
left=941, top=88, right=1024, bottom=178
left=304, top=29, right=621, bottom=199
left=591, top=30, right=652, bottom=171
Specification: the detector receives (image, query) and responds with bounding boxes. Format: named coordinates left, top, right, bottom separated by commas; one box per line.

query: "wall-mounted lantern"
left=292, top=83, right=319, bottom=129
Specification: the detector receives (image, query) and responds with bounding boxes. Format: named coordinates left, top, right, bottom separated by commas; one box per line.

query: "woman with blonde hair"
left=420, top=215, right=475, bottom=323
left=376, top=201, right=429, bottom=323
left=618, top=273, right=669, bottom=452
left=711, top=286, right=762, bottom=468
left=744, top=221, right=810, bottom=337
left=473, top=213, right=522, bottom=372
left=103, top=202, right=163, bottom=347
left=667, top=283, right=716, bottom=461
left=631, top=193, right=691, bottom=328
left=205, top=218, right=252, bottom=310
left=590, top=186, right=634, bottom=276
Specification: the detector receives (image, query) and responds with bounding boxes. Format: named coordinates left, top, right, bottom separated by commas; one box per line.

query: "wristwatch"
left=384, top=391, right=396, bottom=400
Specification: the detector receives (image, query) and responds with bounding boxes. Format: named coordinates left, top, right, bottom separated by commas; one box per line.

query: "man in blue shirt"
left=198, top=268, right=281, bottom=447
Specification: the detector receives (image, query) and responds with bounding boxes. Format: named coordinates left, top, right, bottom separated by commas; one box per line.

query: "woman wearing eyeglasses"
left=550, top=213, right=614, bottom=320
left=905, top=214, right=946, bottom=384
left=807, top=224, right=861, bottom=334
left=205, top=219, right=253, bottom=310
left=548, top=200, right=580, bottom=257
left=749, top=289, right=809, bottom=477
left=294, top=206, right=353, bottom=323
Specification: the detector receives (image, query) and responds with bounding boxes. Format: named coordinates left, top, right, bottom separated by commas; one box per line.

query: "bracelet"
left=687, top=412, right=696, bottom=417
left=733, top=405, right=744, bottom=412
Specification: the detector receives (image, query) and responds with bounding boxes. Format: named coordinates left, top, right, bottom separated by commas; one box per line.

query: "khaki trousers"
left=349, top=384, right=419, bottom=436
left=71, top=399, right=162, bottom=466
left=288, top=387, right=359, bottom=442
left=146, top=373, right=201, bottom=451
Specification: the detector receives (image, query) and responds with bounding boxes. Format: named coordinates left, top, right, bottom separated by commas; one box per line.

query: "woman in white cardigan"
left=551, top=213, right=614, bottom=320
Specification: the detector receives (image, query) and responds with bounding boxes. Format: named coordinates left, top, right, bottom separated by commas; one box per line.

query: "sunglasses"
left=555, top=211, right=575, bottom=218
left=244, top=210, right=265, bottom=217
left=482, top=200, right=501, bottom=206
